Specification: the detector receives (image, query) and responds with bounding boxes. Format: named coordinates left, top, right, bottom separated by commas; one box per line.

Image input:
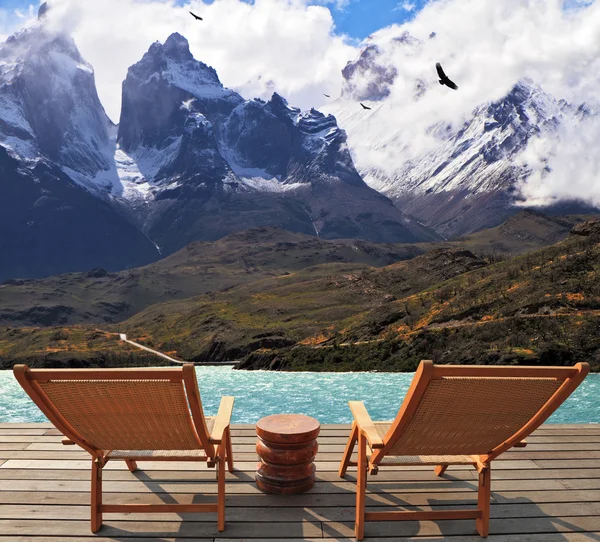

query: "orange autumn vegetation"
left=299, top=333, right=330, bottom=346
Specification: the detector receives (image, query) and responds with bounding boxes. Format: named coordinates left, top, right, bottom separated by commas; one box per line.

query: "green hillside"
left=0, top=228, right=424, bottom=327
left=124, top=219, right=600, bottom=372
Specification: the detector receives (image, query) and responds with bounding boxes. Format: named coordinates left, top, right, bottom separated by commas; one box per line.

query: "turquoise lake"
left=1, top=367, right=598, bottom=424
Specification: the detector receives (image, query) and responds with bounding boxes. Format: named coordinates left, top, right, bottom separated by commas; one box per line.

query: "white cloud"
left=39, top=0, right=357, bottom=121
left=311, top=0, right=352, bottom=10
left=396, top=2, right=416, bottom=12
left=324, top=0, right=600, bottom=208
left=516, top=113, right=600, bottom=207
left=0, top=4, right=36, bottom=41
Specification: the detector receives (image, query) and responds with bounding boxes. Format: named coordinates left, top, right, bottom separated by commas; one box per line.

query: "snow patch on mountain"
left=238, top=176, right=304, bottom=192
left=114, top=147, right=153, bottom=201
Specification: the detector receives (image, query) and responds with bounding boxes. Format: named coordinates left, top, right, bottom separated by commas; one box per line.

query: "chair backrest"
left=13, top=364, right=215, bottom=458
left=372, top=360, right=589, bottom=464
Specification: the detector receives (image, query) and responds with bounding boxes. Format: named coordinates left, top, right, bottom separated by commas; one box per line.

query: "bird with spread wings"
left=436, top=63, right=458, bottom=90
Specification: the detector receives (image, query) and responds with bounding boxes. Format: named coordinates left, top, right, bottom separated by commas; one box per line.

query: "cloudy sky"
left=1, top=0, right=599, bottom=207
left=0, top=0, right=427, bottom=120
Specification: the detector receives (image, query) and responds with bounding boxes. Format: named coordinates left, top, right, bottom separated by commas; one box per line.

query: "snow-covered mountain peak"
left=0, top=18, right=88, bottom=86
left=130, top=33, right=239, bottom=104
left=0, top=15, right=113, bottom=191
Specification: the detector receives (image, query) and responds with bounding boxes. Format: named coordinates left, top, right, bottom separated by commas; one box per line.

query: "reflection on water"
left=1, top=367, right=598, bottom=424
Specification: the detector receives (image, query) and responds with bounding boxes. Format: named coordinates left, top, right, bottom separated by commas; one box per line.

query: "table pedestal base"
left=255, top=414, right=320, bottom=495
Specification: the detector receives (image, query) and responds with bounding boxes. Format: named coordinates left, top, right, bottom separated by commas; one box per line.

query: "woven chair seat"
left=106, top=416, right=215, bottom=458
left=378, top=454, right=474, bottom=465
left=371, top=423, right=473, bottom=464
left=108, top=449, right=208, bottom=459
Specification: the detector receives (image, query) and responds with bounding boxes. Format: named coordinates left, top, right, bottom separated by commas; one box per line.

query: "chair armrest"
left=349, top=401, right=384, bottom=449
left=210, top=396, right=235, bottom=444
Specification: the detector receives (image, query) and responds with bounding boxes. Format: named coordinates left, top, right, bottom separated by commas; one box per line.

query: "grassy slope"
left=120, top=248, right=488, bottom=362
left=0, top=327, right=163, bottom=369
left=271, top=221, right=600, bottom=372
left=0, top=228, right=424, bottom=327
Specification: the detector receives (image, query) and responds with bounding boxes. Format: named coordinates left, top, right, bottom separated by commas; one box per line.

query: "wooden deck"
left=0, top=423, right=599, bottom=541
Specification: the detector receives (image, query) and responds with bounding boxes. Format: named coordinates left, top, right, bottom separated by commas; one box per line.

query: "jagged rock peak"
left=38, top=2, right=50, bottom=19
left=138, top=32, right=222, bottom=87
left=149, top=32, right=192, bottom=62
left=268, top=92, right=296, bottom=110
left=570, top=219, right=600, bottom=238
left=341, top=44, right=397, bottom=101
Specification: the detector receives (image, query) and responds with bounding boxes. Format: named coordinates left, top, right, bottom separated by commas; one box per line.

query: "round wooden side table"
left=255, top=413, right=320, bottom=494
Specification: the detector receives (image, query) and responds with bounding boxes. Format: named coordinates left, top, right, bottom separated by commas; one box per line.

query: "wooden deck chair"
left=338, top=360, right=589, bottom=540
left=13, top=364, right=235, bottom=533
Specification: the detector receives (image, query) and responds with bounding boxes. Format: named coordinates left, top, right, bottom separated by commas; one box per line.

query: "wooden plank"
left=0, top=423, right=53, bottom=429
left=7, top=446, right=600, bottom=462
left=0, top=458, right=541, bottom=471
left=538, top=428, right=600, bottom=431
left=132, top=433, right=600, bottom=444
left=0, top=519, right=324, bottom=538
left=20, top=441, right=600, bottom=454
left=488, top=468, right=600, bottom=480
left=493, top=489, right=600, bottom=504
left=0, top=430, right=48, bottom=436
left=534, top=459, right=600, bottom=469
left=559, top=478, right=600, bottom=490
left=0, top=491, right=481, bottom=507
left=524, top=435, right=600, bottom=443
left=0, top=437, right=64, bottom=443
left=0, top=466, right=598, bottom=483
left=0, top=444, right=28, bottom=451
left=0, top=477, right=566, bottom=494
left=321, top=515, right=600, bottom=538
left=0, top=468, right=477, bottom=482
left=2, top=502, right=600, bottom=522
left=3, top=488, right=600, bottom=508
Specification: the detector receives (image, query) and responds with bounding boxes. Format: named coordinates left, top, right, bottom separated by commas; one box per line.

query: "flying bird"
left=324, top=93, right=331, bottom=98
left=436, top=63, right=458, bottom=90
left=360, top=103, right=372, bottom=110
left=189, top=11, right=203, bottom=21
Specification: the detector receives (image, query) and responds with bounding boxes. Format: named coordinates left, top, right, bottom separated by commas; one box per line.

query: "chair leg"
left=217, top=444, right=226, bottom=532
left=91, top=458, right=103, bottom=533
left=225, top=427, right=234, bottom=473
left=339, top=421, right=358, bottom=478
left=476, top=465, right=491, bottom=537
left=125, top=459, right=138, bottom=472
left=434, top=464, right=448, bottom=477
left=355, top=431, right=367, bottom=541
